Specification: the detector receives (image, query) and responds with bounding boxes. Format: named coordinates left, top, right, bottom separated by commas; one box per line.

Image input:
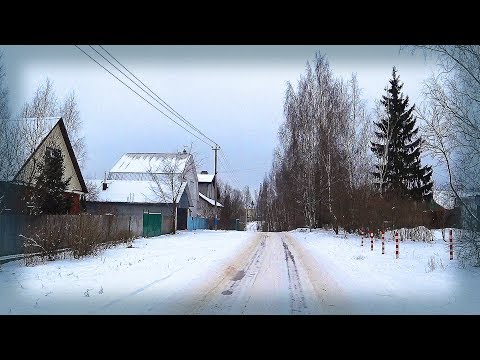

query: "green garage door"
left=143, top=212, right=162, bottom=238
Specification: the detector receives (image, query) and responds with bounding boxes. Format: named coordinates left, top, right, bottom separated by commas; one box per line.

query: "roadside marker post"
left=370, top=232, right=374, bottom=251
left=395, top=231, right=399, bottom=259
left=450, top=229, right=453, bottom=260
left=381, top=230, right=385, bottom=255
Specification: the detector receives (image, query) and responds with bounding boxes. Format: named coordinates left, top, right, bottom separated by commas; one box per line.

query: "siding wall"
left=15, top=124, right=83, bottom=193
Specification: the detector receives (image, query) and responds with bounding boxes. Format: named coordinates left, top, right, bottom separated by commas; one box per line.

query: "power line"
left=87, top=45, right=217, bottom=148
left=217, top=155, right=237, bottom=185
left=97, top=45, right=218, bottom=148
left=218, top=167, right=266, bottom=173
left=74, top=45, right=213, bottom=147
left=218, top=150, right=243, bottom=190
left=76, top=45, right=246, bottom=194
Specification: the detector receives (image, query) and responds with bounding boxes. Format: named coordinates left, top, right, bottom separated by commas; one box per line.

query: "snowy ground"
left=0, top=230, right=253, bottom=315
left=291, top=229, right=480, bottom=314
left=1, top=227, right=479, bottom=314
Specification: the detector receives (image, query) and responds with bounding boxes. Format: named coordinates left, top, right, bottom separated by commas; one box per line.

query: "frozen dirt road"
left=184, top=232, right=351, bottom=315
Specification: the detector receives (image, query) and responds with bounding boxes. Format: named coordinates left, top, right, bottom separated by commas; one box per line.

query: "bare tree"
left=20, top=79, right=87, bottom=171
left=414, top=45, right=480, bottom=265
left=147, top=152, right=196, bottom=234
left=258, top=53, right=363, bottom=233
left=0, top=50, right=17, bottom=183
left=218, top=180, right=244, bottom=229
left=60, top=91, right=86, bottom=169
left=0, top=50, right=9, bottom=119
left=0, top=52, right=19, bottom=214
left=85, top=180, right=100, bottom=201
left=148, top=159, right=184, bottom=234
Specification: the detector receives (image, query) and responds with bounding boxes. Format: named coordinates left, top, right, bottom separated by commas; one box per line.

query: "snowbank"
left=291, top=228, right=480, bottom=314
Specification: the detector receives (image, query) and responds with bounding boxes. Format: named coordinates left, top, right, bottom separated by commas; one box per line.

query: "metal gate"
left=143, top=212, right=162, bottom=238
left=187, top=216, right=209, bottom=230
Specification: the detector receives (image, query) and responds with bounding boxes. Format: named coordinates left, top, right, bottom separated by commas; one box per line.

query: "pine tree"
left=32, top=146, right=72, bottom=214
left=371, top=67, right=433, bottom=201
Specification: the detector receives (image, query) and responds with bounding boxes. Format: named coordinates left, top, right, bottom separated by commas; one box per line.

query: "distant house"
left=433, top=189, right=457, bottom=210
left=197, top=170, right=223, bottom=219
left=245, top=205, right=255, bottom=223
left=454, top=193, right=480, bottom=229
left=0, top=117, right=88, bottom=214
left=86, top=152, right=198, bottom=231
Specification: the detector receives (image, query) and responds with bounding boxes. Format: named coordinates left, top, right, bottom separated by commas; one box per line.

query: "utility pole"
left=213, top=144, right=220, bottom=230
left=245, top=202, right=248, bottom=228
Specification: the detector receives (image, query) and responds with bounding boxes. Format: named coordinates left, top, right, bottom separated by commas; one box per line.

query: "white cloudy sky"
left=1, top=45, right=443, bottom=193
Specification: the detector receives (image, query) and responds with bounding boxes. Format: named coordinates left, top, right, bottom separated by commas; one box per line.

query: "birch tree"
left=20, top=79, right=87, bottom=170
left=148, top=157, right=185, bottom=234
left=147, top=152, right=196, bottom=234
left=414, top=45, right=480, bottom=265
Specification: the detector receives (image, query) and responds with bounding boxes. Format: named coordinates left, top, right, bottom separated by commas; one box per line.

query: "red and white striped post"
left=449, top=228, right=453, bottom=260
left=381, top=230, right=385, bottom=255
left=395, top=231, right=399, bottom=259
left=361, top=230, right=364, bottom=247
left=370, top=232, right=374, bottom=251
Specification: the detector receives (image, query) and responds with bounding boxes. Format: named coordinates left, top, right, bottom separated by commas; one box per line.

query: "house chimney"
left=201, top=170, right=208, bottom=174
left=103, top=171, right=108, bottom=191
left=182, top=149, right=187, bottom=154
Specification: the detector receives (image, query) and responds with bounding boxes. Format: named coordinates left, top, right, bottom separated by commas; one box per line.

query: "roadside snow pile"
left=291, top=228, right=480, bottom=314
left=245, top=222, right=258, bottom=232
left=396, top=226, right=434, bottom=242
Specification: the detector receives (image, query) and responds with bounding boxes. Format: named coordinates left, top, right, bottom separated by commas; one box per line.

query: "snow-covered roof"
left=199, top=192, right=223, bottom=207
left=109, top=153, right=190, bottom=175
left=433, top=189, right=479, bottom=210
left=197, top=173, right=215, bottom=183
left=89, top=179, right=188, bottom=204
left=433, top=190, right=456, bottom=210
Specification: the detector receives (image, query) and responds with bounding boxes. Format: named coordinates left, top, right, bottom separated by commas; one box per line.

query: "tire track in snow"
left=219, top=235, right=266, bottom=299
left=281, top=234, right=307, bottom=314
left=181, top=233, right=264, bottom=314
left=282, top=232, right=352, bottom=314
left=187, top=232, right=351, bottom=314
left=196, top=234, right=267, bottom=314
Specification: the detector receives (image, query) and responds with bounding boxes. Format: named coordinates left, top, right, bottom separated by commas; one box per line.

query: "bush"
left=397, top=226, right=434, bottom=242
left=22, top=216, right=68, bottom=264
left=425, top=256, right=445, bottom=272
left=22, top=214, right=138, bottom=265
left=455, top=228, right=480, bottom=267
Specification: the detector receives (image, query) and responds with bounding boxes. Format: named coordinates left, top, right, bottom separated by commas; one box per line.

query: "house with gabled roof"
left=86, top=151, right=198, bottom=232
left=197, top=170, right=223, bottom=219
left=0, top=117, right=88, bottom=214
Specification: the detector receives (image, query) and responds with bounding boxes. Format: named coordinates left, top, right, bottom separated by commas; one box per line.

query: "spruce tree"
left=371, top=67, right=433, bottom=201
left=32, top=146, right=72, bottom=214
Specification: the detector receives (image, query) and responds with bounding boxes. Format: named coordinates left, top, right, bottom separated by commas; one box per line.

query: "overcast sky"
left=1, top=45, right=442, bottom=194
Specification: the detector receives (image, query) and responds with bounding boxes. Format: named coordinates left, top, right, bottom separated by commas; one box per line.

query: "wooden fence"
left=0, top=214, right=143, bottom=258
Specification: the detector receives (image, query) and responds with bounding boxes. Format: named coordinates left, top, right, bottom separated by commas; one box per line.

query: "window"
left=45, top=146, right=61, bottom=159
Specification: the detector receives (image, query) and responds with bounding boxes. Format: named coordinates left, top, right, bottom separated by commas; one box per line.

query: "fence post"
left=395, top=231, right=399, bottom=259
left=449, top=228, right=453, bottom=260
left=382, top=230, right=385, bottom=255
left=370, top=231, right=374, bottom=251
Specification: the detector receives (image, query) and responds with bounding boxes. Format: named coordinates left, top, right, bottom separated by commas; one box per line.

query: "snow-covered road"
left=2, top=228, right=479, bottom=314
left=189, top=232, right=349, bottom=314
